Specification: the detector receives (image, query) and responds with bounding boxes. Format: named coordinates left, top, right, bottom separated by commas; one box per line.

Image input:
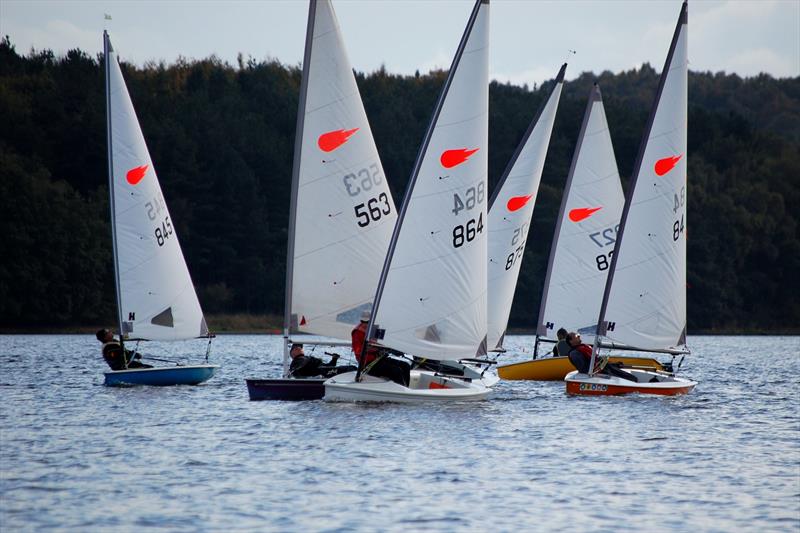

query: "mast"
left=359, top=0, right=488, bottom=378
left=104, top=31, right=126, bottom=366
left=589, top=1, right=688, bottom=373
left=283, top=0, right=316, bottom=378
left=535, top=83, right=601, bottom=340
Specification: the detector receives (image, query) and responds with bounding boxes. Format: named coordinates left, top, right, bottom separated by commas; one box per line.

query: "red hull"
left=566, top=380, right=694, bottom=396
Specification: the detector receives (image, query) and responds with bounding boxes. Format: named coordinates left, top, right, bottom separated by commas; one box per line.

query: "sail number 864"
left=453, top=213, right=484, bottom=248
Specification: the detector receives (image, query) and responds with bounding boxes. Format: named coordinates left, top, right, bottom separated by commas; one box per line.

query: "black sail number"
left=154, top=216, right=173, bottom=247
left=452, top=213, right=484, bottom=248
left=355, top=192, right=391, bottom=227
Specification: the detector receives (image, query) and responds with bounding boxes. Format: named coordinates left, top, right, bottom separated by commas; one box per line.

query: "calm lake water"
left=1, top=334, right=798, bottom=531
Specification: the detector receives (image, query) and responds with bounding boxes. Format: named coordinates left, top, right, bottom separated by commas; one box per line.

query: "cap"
left=360, top=310, right=371, bottom=322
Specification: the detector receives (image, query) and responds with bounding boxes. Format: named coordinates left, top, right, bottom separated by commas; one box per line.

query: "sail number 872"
left=453, top=213, right=484, bottom=248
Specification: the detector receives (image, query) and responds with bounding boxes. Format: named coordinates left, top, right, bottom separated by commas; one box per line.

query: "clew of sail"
left=596, top=2, right=688, bottom=352
left=287, top=0, right=397, bottom=341
left=105, top=32, right=207, bottom=342
left=536, top=84, right=624, bottom=346
left=366, top=0, right=489, bottom=362
left=486, top=63, right=566, bottom=350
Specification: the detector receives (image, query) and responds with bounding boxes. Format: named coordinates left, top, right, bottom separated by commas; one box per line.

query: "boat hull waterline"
left=104, top=365, right=218, bottom=386
left=498, top=356, right=666, bottom=381
left=564, top=369, right=696, bottom=396
left=245, top=378, right=326, bottom=401
left=324, top=371, right=491, bottom=403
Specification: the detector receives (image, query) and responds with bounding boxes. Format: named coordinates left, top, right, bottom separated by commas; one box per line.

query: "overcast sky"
left=2, top=0, right=798, bottom=86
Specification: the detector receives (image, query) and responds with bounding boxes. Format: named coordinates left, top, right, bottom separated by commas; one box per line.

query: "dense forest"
left=1, top=37, right=798, bottom=333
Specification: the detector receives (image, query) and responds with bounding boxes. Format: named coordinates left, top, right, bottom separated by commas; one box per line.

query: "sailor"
left=95, top=329, right=152, bottom=371
left=288, top=343, right=354, bottom=378
left=566, top=331, right=637, bottom=382
left=351, top=310, right=410, bottom=386
left=551, top=328, right=570, bottom=357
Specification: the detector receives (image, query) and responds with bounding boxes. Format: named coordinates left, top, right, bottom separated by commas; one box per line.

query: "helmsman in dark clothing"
left=96, top=329, right=153, bottom=371
left=288, top=344, right=355, bottom=378
left=552, top=327, right=570, bottom=357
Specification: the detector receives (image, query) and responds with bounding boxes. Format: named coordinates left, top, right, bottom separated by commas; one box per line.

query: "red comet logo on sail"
left=440, top=148, right=479, bottom=168
left=507, top=195, right=533, bottom=212
left=318, top=128, right=359, bottom=152
left=569, top=207, right=602, bottom=222
left=654, top=154, right=682, bottom=176
left=126, top=165, right=148, bottom=185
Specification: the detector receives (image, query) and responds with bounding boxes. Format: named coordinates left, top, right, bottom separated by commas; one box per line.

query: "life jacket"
left=575, top=343, right=592, bottom=359
left=102, top=340, right=127, bottom=370
left=351, top=322, right=379, bottom=364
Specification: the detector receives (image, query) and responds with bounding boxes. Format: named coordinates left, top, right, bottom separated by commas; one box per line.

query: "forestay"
left=486, top=64, right=566, bottom=350
left=596, top=2, right=688, bottom=352
left=536, top=85, right=624, bottom=346
left=287, top=0, right=397, bottom=341
left=367, top=0, right=489, bottom=361
left=105, top=32, right=208, bottom=341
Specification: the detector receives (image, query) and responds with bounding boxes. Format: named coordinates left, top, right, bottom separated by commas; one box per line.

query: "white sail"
left=597, top=2, right=688, bottom=352
left=486, top=64, right=566, bottom=350
left=105, top=32, right=208, bottom=341
left=536, top=84, right=624, bottom=345
left=286, top=0, right=398, bottom=341
left=367, top=0, right=489, bottom=361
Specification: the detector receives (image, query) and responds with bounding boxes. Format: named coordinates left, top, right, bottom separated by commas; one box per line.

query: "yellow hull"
left=497, top=356, right=666, bottom=381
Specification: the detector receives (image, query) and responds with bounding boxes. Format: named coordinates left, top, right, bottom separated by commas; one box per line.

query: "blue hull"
left=246, top=378, right=325, bottom=401
left=104, top=365, right=218, bottom=387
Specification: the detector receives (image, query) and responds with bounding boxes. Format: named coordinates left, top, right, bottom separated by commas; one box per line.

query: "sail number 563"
left=355, top=192, right=391, bottom=227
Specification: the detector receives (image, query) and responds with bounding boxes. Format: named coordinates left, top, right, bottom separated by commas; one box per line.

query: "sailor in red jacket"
left=566, top=332, right=593, bottom=373
left=566, top=331, right=637, bottom=382
left=351, top=311, right=380, bottom=365
left=351, top=310, right=410, bottom=386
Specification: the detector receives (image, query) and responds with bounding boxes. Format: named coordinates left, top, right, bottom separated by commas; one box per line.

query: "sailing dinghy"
left=498, top=84, right=665, bottom=381
left=324, top=0, right=494, bottom=403
left=246, top=0, right=398, bottom=400
left=566, top=1, right=696, bottom=396
left=103, top=31, right=217, bottom=386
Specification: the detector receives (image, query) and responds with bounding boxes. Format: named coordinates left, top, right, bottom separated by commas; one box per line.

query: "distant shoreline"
left=0, top=315, right=796, bottom=337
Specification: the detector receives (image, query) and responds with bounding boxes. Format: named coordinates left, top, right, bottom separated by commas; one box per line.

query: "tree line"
left=1, top=37, right=798, bottom=333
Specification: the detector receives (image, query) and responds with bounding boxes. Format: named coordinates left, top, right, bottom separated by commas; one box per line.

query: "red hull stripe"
left=566, top=381, right=694, bottom=396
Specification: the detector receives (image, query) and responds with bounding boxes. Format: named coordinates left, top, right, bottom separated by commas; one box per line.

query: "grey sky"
left=2, top=0, right=798, bottom=86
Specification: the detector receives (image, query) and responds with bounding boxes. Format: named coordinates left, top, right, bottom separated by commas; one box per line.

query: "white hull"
left=324, top=371, right=491, bottom=403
